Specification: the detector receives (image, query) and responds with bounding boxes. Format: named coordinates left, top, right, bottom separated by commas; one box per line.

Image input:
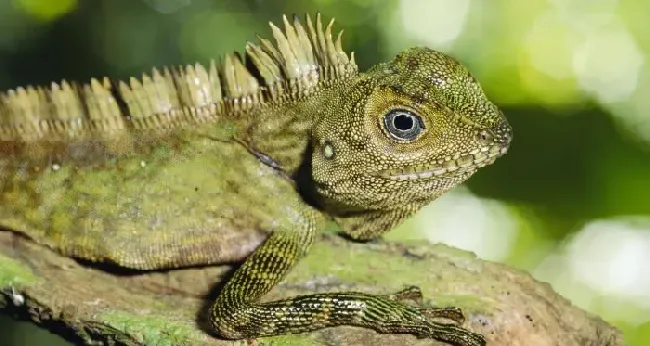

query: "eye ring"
left=383, top=109, right=425, bottom=142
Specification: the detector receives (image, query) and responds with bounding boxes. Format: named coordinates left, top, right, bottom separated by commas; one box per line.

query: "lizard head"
left=310, top=46, right=512, bottom=215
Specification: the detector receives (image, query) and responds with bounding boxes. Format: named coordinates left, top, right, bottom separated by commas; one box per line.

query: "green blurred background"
left=0, top=0, right=649, bottom=345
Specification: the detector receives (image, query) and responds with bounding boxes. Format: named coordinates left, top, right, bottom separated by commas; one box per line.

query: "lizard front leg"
left=209, top=207, right=485, bottom=346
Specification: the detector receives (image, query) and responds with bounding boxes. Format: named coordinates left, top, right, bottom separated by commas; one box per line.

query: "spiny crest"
left=0, top=13, right=357, bottom=141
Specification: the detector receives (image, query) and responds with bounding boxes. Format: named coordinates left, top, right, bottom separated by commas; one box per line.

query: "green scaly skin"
left=0, top=14, right=511, bottom=346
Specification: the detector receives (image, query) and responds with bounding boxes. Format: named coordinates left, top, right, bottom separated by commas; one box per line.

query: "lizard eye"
left=383, top=109, right=425, bottom=142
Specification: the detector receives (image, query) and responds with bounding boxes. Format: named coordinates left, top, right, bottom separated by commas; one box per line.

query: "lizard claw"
left=449, top=328, right=486, bottom=346
left=416, top=323, right=486, bottom=346
left=419, top=306, right=466, bottom=324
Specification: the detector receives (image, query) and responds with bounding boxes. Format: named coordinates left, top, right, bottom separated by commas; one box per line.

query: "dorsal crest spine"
left=0, top=13, right=358, bottom=141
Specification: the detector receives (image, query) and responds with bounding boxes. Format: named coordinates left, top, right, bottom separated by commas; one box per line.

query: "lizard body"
left=0, top=14, right=511, bottom=346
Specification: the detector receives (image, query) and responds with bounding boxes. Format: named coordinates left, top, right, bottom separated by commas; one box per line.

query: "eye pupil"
left=393, top=114, right=414, bottom=131
left=383, top=109, right=425, bottom=142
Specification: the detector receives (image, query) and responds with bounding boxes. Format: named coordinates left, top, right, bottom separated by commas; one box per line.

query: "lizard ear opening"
left=322, top=140, right=335, bottom=159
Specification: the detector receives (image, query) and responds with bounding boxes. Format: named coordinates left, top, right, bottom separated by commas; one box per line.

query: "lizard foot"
left=386, top=286, right=466, bottom=324
left=381, top=287, right=484, bottom=345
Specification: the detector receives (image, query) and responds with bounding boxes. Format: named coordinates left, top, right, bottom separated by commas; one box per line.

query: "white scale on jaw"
left=387, top=145, right=507, bottom=181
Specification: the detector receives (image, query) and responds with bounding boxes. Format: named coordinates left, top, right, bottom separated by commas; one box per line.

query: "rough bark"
left=0, top=230, right=624, bottom=346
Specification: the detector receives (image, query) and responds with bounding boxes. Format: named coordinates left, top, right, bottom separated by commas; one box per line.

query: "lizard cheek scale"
left=0, top=13, right=511, bottom=346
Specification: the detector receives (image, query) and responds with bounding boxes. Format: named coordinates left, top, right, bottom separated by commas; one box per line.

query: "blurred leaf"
left=13, top=0, right=78, bottom=22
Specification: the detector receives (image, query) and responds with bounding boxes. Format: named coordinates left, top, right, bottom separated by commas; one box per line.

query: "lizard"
left=0, top=13, right=512, bottom=346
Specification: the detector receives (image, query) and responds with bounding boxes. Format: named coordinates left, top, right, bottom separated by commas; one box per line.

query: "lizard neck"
left=236, top=84, right=345, bottom=178
left=237, top=105, right=313, bottom=176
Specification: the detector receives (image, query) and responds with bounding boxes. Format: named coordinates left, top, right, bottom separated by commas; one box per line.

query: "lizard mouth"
left=378, top=145, right=507, bottom=181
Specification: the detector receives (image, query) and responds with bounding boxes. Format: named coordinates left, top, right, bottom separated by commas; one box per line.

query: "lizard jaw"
left=378, top=145, right=507, bottom=181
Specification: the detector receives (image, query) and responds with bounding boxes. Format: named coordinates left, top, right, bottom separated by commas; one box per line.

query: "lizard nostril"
left=477, top=130, right=494, bottom=143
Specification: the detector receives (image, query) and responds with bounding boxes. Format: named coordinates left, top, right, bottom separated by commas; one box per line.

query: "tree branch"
left=0, top=230, right=623, bottom=346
